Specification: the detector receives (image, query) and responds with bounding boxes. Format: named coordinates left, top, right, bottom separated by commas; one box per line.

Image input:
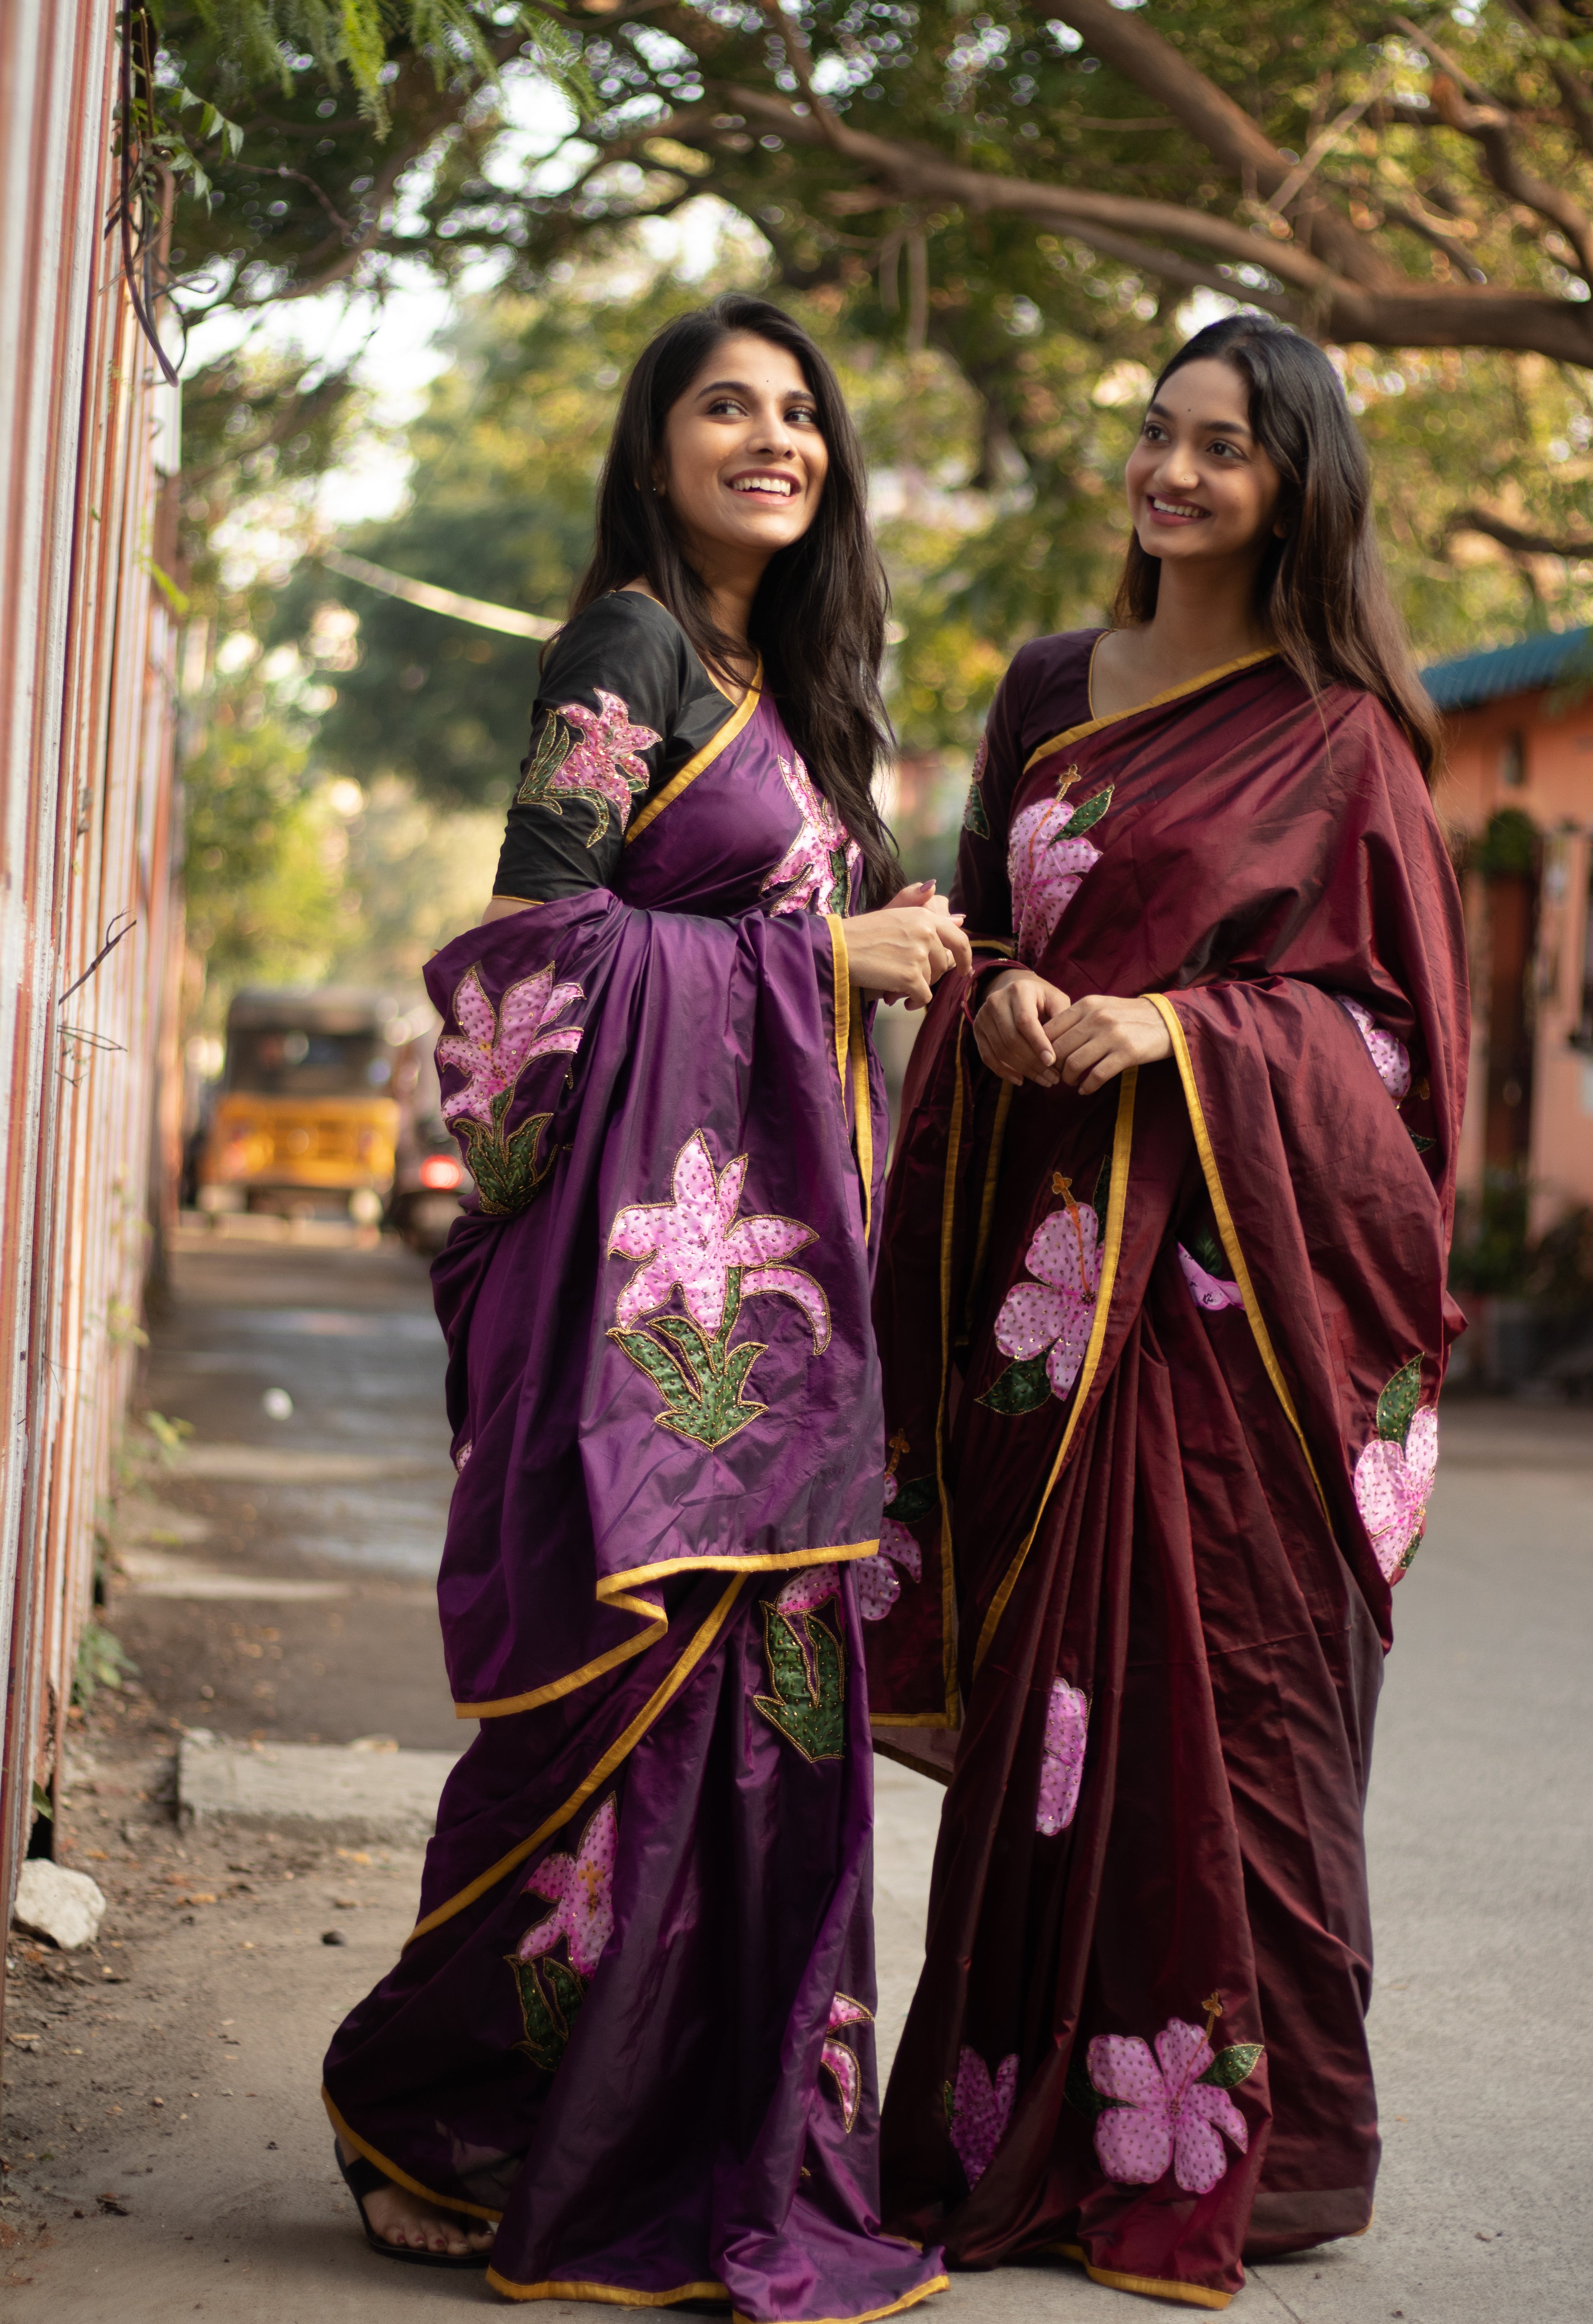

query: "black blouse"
left=493, top=591, right=737, bottom=903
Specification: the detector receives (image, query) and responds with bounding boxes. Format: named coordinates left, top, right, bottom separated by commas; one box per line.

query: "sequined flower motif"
left=608, top=1130, right=830, bottom=1348
left=820, top=1992, right=873, bottom=2132
left=518, top=1794, right=618, bottom=1979
left=1178, top=1245, right=1244, bottom=1313
left=437, top=961, right=585, bottom=1129
left=948, top=2047, right=1019, bottom=2189
left=994, top=1198, right=1099, bottom=1403
left=1008, top=782, right=1112, bottom=966
left=1333, top=993, right=1412, bottom=1101
left=762, top=752, right=860, bottom=917
left=518, top=690, right=661, bottom=845
left=453, top=1439, right=473, bottom=1474
left=1088, top=2019, right=1249, bottom=2196
left=1036, top=1678, right=1089, bottom=1837
left=851, top=1468, right=925, bottom=1622
left=1353, top=1357, right=1436, bottom=1584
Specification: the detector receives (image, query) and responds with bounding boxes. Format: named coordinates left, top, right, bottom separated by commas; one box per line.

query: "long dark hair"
left=1112, top=315, right=1443, bottom=785
left=568, top=294, right=900, bottom=903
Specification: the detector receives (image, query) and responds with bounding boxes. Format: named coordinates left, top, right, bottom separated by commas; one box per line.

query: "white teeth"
left=1152, top=497, right=1203, bottom=517
left=732, top=477, right=793, bottom=496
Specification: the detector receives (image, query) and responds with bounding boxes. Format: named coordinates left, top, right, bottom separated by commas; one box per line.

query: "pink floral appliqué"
left=853, top=1467, right=924, bottom=1621
left=820, top=1992, right=873, bottom=2132
left=518, top=1794, right=618, bottom=1979
left=1333, top=994, right=1411, bottom=1101
left=1354, top=1406, right=1437, bottom=1582
left=1088, top=2019, right=1249, bottom=2195
left=949, top=2047, right=1019, bottom=2188
left=453, top=1439, right=473, bottom=1473
left=762, top=752, right=860, bottom=917
left=1008, top=790, right=1104, bottom=966
left=553, top=690, right=660, bottom=831
left=437, top=961, right=585, bottom=1128
left=608, top=1130, right=830, bottom=1350
left=1036, top=1678, right=1088, bottom=1837
left=994, top=1197, right=1099, bottom=1402
left=1177, top=1245, right=1244, bottom=1313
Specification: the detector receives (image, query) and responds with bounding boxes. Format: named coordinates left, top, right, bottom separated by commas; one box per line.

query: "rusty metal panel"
left=0, top=0, right=179, bottom=2036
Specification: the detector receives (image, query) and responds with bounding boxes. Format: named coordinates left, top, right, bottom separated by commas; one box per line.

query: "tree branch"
left=1426, top=71, right=1593, bottom=282
left=1447, top=508, right=1593, bottom=557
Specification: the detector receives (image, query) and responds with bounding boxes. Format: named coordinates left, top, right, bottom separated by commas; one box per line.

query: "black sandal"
left=335, top=2140, right=494, bottom=2269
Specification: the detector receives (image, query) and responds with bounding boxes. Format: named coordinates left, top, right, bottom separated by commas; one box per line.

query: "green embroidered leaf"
left=943, top=2079, right=956, bottom=2127
left=457, top=1108, right=557, bottom=1218
left=889, top=1474, right=940, bottom=1524
left=1198, top=2041, right=1263, bottom=2090
left=1065, top=2054, right=1117, bottom=2117
left=1409, top=1131, right=1436, bottom=1154
left=1376, top=1358, right=1423, bottom=1446
left=1184, top=1218, right=1229, bottom=1280
left=515, top=715, right=572, bottom=807
left=609, top=1327, right=699, bottom=1411
left=827, top=847, right=851, bottom=915
left=962, top=781, right=991, bottom=839
left=754, top=1601, right=846, bottom=1762
left=1061, top=786, right=1113, bottom=839
left=1395, top=1528, right=1424, bottom=1579
left=977, top=1355, right=1052, bottom=1415
left=507, top=1952, right=587, bottom=2075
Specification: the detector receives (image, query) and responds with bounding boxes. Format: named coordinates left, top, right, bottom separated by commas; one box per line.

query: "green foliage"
left=1470, top=806, right=1541, bottom=878
left=143, top=1410, right=196, bottom=1463
left=1450, top=1167, right=1533, bottom=1297
left=73, top=1622, right=139, bottom=1707
left=30, top=1780, right=54, bottom=1825
left=181, top=678, right=344, bottom=987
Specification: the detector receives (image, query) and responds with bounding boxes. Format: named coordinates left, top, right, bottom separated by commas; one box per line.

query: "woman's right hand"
left=844, top=882, right=973, bottom=1007
left=973, top=967, right=1073, bottom=1087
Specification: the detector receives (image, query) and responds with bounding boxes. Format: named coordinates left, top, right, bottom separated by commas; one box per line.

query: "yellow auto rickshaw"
left=196, top=987, right=401, bottom=1221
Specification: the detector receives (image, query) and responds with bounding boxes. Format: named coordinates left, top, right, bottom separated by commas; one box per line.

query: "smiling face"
left=1124, top=357, right=1286, bottom=575
left=656, top=332, right=829, bottom=574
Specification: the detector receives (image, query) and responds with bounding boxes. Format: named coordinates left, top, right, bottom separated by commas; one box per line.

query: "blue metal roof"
left=1421, top=625, right=1593, bottom=713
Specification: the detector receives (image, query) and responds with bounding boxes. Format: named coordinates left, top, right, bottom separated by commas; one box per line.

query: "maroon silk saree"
left=865, top=635, right=1468, bottom=2309
left=322, top=672, right=945, bottom=2323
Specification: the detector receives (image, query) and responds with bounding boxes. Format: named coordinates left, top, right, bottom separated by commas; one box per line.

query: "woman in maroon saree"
left=866, top=318, right=1468, bottom=2308
left=321, top=296, right=962, bottom=2317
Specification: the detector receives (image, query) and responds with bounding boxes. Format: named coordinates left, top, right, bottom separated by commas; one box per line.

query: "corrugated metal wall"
left=0, top=1, right=180, bottom=2028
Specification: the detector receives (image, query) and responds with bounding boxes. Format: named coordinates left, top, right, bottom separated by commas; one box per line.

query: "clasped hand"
left=974, top=969, right=1171, bottom=1094
left=843, top=880, right=973, bottom=1008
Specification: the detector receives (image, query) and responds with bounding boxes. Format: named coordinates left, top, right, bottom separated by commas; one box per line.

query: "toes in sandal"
left=335, top=2141, right=493, bottom=2269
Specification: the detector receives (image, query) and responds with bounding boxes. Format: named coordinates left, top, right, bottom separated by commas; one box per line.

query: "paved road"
left=6, top=1232, right=1590, bottom=2320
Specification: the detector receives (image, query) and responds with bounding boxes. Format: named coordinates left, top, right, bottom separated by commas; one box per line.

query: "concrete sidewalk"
left=6, top=1234, right=1588, bottom=2319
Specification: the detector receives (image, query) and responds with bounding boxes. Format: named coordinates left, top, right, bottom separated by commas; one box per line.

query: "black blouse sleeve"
left=493, top=593, right=729, bottom=903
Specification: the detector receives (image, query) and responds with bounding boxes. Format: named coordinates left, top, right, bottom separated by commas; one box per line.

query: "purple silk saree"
left=323, top=677, right=946, bottom=2322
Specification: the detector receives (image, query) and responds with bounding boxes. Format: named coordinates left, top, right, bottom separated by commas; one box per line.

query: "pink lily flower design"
left=553, top=690, right=661, bottom=829
left=1354, top=1406, right=1438, bottom=1582
left=820, top=1992, right=873, bottom=2132
left=852, top=1469, right=924, bottom=1621
left=1178, top=1244, right=1244, bottom=1313
left=518, top=1794, right=619, bottom=1979
left=1088, top=2018, right=1249, bottom=2195
left=762, top=752, right=860, bottom=916
left=949, top=2046, right=1019, bottom=2189
left=994, top=1198, right=1099, bottom=1402
left=1036, top=1678, right=1089, bottom=1837
left=608, top=1130, right=830, bottom=1349
left=437, top=961, right=585, bottom=1128
left=1009, top=794, right=1103, bottom=966
left=1333, top=993, right=1411, bottom=1100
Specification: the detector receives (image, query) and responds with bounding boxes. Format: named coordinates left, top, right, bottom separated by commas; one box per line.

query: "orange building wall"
left=1433, top=687, right=1593, bottom=1231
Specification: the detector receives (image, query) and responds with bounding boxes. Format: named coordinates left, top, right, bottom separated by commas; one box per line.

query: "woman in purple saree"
left=321, top=297, right=959, bottom=2319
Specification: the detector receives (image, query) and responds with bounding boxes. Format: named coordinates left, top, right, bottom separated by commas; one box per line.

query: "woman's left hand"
left=1048, top=995, right=1172, bottom=1094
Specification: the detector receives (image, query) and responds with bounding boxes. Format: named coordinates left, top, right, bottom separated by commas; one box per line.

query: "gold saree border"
left=826, top=912, right=851, bottom=1092
left=971, top=1065, right=1138, bottom=1677
left=738, top=2278, right=950, bottom=2324
left=626, top=662, right=762, bottom=844
left=407, top=1574, right=746, bottom=1947
left=849, top=1011, right=874, bottom=1242
left=322, top=2089, right=503, bottom=2223
left=1143, top=993, right=1328, bottom=1516
left=455, top=1621, right=663, bottom=1719
left=489, top=2275, right=728, bottom=2307
left=1021, top=648, right=1278, bottom=775
left=1048, top=2244, right=1232, bottom=2311
left=596, top=1540, right=877, bottom=1599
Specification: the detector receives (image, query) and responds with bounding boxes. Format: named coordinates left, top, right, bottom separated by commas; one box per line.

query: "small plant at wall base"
left=72, top=1622, right=138, bottom=1708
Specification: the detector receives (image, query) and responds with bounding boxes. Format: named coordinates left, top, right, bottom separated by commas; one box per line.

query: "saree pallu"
left=866, top=649, right=1468, bottom=2309
left=324, top=683, right=946, bottom=2322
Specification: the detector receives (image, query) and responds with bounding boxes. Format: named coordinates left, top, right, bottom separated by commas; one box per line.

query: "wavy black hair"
left=567, top=293, right=900, bottom=904
left=1113, top=314, right=1443, bottom=785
